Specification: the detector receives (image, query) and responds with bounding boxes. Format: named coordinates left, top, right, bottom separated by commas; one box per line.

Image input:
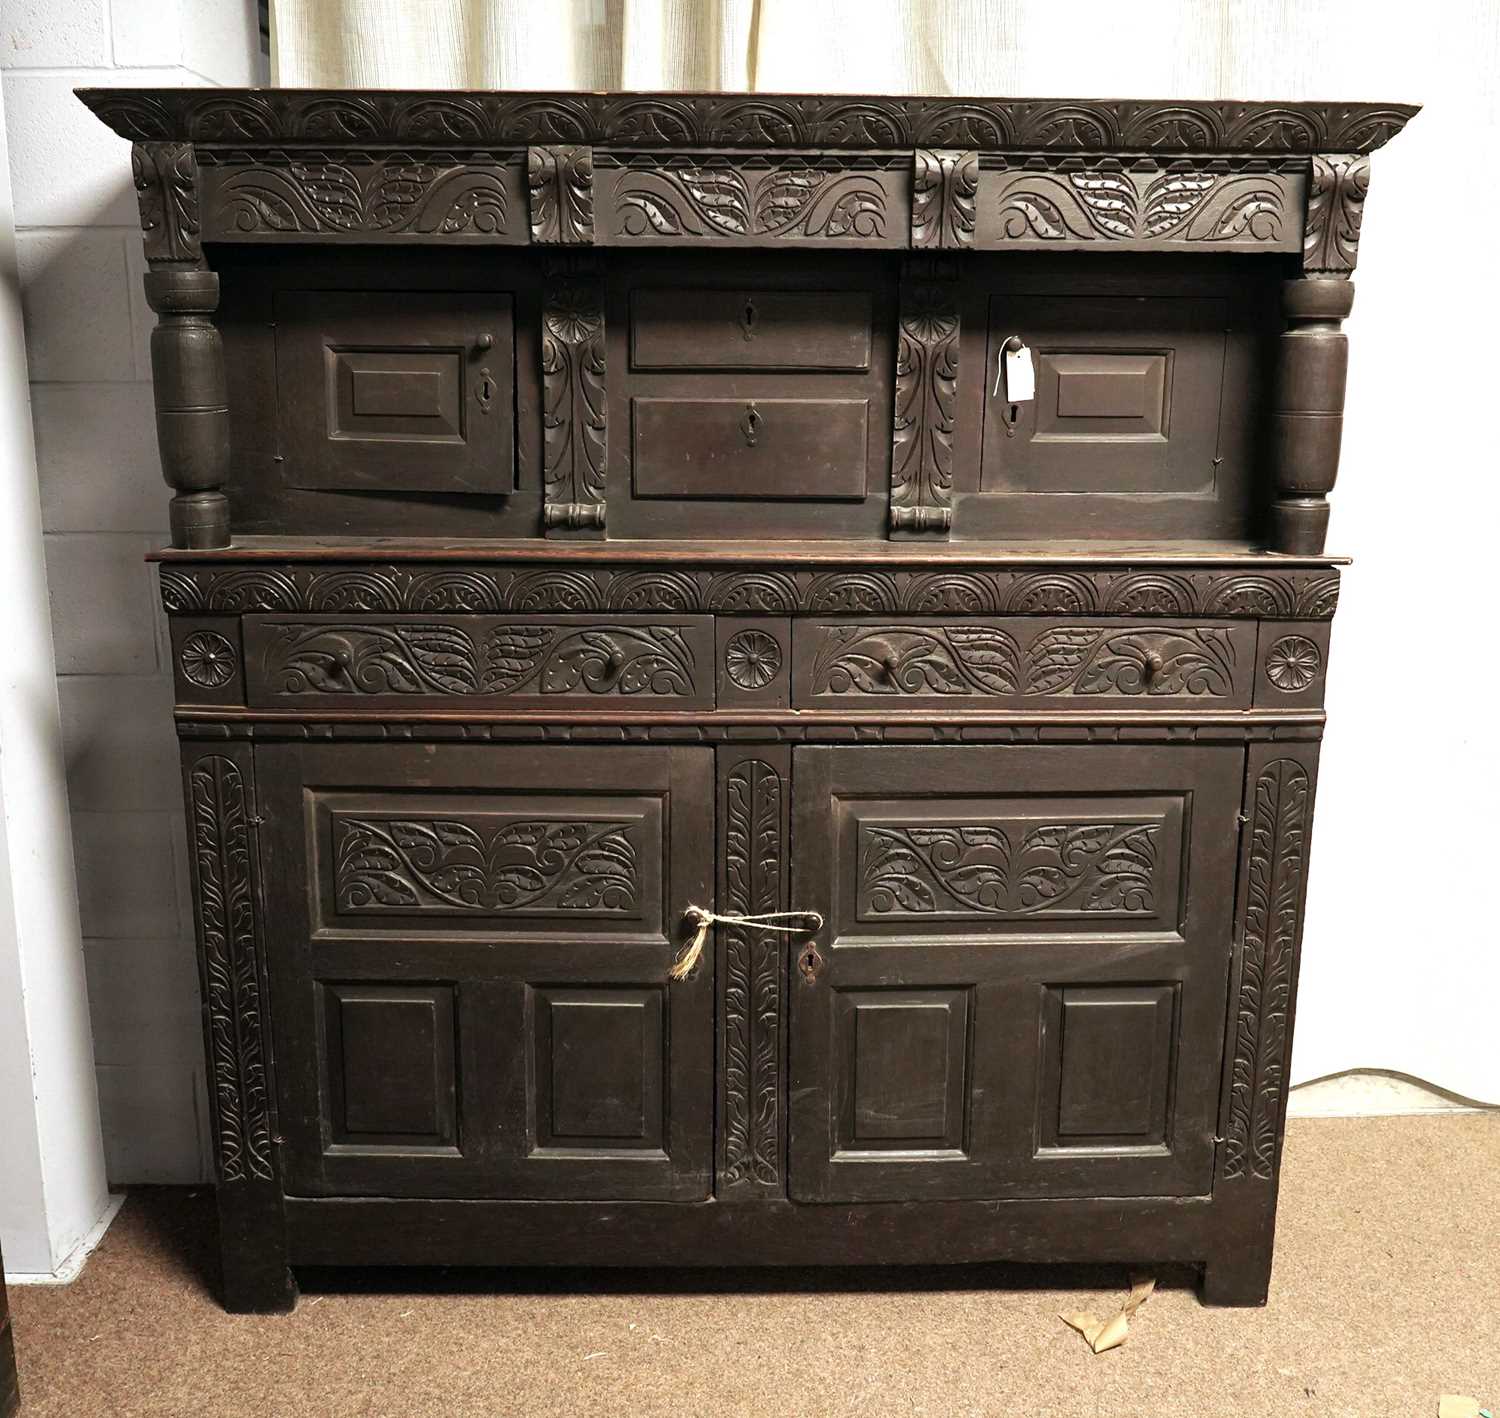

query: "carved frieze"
left=860, top=819, right=1160, bottom=917
left=187, top=754, right=273, bottom=1184
left=721, top=759, right=785, bottom=1192
left=1223, top=758, right=1311, bottom=1182
left=912, top=149, right=977, bottom=249
left=83, top=88, right=1419, bottom=156
left=541, top=260, right=607, bottom=531
left=808, top=624, right=1241, bottom=698
left=334, top=813, right=640, bottom=915
left=984, top=159, right=1301, bottom=250
left=890, top=277, right=959, bottom=534
left=1303, top=153, right=1369, bottom=275
left=132, top=141, right=201, bottom=264
left=199, top=150, right=518, bottom=240
left=527, top=145, right=594, bottom=244
left=599, top=154, right=904, bottom=246
left=159, top=563, right=1341, bottom=621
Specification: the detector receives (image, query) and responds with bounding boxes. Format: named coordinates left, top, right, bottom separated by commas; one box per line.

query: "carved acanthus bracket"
left=528, top=144, right=595, bottom=244
left=911, top=149, right=977, bottom=249
left=1303, top=153, right=1369, bottom=276
left=890, top=259, right=959, bottom=536
left=132, top=141, right=202, bottom=266
left=541, top=256, right=607, bottom=533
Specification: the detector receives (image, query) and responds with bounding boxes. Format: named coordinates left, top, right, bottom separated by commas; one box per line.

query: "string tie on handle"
left=669, top=904, right=824, bottom=981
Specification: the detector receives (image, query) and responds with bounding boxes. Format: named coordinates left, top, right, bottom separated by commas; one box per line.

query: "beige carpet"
left=10, top=1115, right=1499, bottom=1418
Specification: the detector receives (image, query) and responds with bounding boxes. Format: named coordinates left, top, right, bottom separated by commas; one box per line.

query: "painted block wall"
left=1, top=0, right=263, bottom=1184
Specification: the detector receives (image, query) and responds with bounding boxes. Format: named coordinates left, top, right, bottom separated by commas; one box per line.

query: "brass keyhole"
left=798, top=941, right=824, bottom=983
left=740, top=297, right=757, bottom=341
left=476, top=368, right=495, bottom=413
left=741, top=402, right=762, bottom=447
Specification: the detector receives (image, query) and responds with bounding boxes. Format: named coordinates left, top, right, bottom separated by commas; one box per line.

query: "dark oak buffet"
left=79, top=86, right=1416, bottom=1312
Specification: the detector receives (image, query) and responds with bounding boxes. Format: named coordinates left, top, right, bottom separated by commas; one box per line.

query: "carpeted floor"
left=9, top=1114, right=1499, bottom=1418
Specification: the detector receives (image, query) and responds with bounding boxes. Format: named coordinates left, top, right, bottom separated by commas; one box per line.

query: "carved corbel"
left=528, top=145, right=595, bottom=244
left=911, top=149, right=977, bottom=250
left=889, top=257, right=959, bottom=536
left=132, top=141, right=231, bottom=549
left=1302, top=153, right=1368, bottom=276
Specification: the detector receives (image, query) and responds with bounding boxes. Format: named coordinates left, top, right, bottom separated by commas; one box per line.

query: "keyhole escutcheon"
left=740, top=297, right=757, bottom=341
left=476, top=367, right=495, bottom=414
left=741, top=402, right=762, bottom=447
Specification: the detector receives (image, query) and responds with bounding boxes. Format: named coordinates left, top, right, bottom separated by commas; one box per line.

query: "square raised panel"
left=531, top=987, right=666, bottom=1153
left=321, top=983, right=458, bottom=1151
left=833, top=988, right=971, bottom=1156
left=1038, top=983, right=1177, bottom=1153
left=275, top=289, right=514, bottom=494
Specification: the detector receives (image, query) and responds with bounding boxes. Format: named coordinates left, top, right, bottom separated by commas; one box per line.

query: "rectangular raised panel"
left=982, top=295, right=1226, bottom=496
left=792, top=618, right=1254, bottom=710
left=1041, top=984, right=1177, bottom=1151
left=244, top=614, right=714, bottom=710
left=533, top=988, right=665, bottom=1152
left=1044, top=353, right=1167, bottom=435
left=274, top=290, right=515, bottom=495
left=851, top=794, right=1185, bottom=935
left=322, top=983, right=457, bottom=1150
left=836, top=989, right=970, bottom=1155
left=631, top=289, right=872, bottom=370
left=631, top=397, right=869, bottom=500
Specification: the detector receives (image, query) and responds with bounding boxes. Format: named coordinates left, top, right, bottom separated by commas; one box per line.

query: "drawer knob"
left=740, top=402, right=762, bottom=447
left=604, top=648, right=626, bottom=677
left=1140, top=649, right=1165, bottom=688
left=880, top=653, right=901, bottom=683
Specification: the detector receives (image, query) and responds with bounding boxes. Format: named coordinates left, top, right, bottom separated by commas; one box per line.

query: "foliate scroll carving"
left=334, top=814, right=639, bottom=915
left=721, top=759, right=784, bottom=1191
left=1303, top=153, right=1369, bottom=275
left=527, top=145, right=594, bottom=244
left=810, top=624, right=1238, bottom=698
left=992, top=160, right=1297, bottom=248
left=542, top=262, right=607, bottom=532
left=860, top=820, right=1159, bottom=918
left=912, top=149, right=977, bottom=249
left=203, top=152, right=513, bottom=239
left=606, top=156, right=896, bottom=244
left=188, top=755, right=272, bottom=1184
left=890, top=280, right=958, bottom=535
left=1223, top=759, right=1311, bottom=1182
left=259, top=620, right=699, bottom=699
left=132, top=141, right=201, bottom=265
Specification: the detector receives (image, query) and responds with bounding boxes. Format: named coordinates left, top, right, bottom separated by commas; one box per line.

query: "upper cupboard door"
left=274, top=291, right=515, bottom=494
left=256, top=743, right=712, bottom=1201
left=788, top=745, right=1242, bottom=1204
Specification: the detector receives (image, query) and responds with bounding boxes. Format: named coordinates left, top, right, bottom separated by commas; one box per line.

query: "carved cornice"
left=158, top=563, right=1341, bottom=620
left=132, top=141, right=201, bottom=265
left=81, top=89, right=1418, bottom=155
left=1303, top=152, right=1369, bottom=275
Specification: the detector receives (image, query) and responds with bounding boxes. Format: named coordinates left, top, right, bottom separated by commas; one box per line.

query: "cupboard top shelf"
left=77, top=87, right=1419, bottom=156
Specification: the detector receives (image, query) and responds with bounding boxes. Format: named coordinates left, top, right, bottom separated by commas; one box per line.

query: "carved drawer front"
left=274, top=290, right=515, bottom=495
left=631, top=289, right=872, bottom=371
left=788, top=744, right=1241, bottom=1203
left=243, top=614, right=714, bottom=709
left=256, top=742, right=713, bottom=1201
left=792, top=617, right=1255, bottom=710
left=632, top=396, right=869, bottom=500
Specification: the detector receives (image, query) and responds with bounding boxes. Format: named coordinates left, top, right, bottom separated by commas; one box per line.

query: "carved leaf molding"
left=335, top=814, right=639, bottom=914
left=527, top=144, right=594, bottom=244
left=133, top=141, right=201, bottom=263
left=890, top=284, right=959, bottom=533
left=541, top=270, right=607, bottom=525
left=1303, top=153, right=1368, bottom=274
left=811, top=625, right=1237, bottom=697
left=860, top=819, right=1160, bottom=917
left=188, top=755, right=272, bottom=1184
left=262, top=622, right=697, bottom=697
left=1223, top=758, right=1310, bottom=1181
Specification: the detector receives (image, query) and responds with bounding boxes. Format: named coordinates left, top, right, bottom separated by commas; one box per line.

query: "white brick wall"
left=1, top=0, right=264, bottom=1184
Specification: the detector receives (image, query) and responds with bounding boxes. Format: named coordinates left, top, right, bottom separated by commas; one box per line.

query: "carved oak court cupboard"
left=78, top=85, right=1417, bottom=1312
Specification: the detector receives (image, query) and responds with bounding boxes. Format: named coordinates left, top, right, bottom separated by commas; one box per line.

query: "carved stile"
left=890, top=272, right=959, bottom=535
left=541, top=260, right=607, bottom=533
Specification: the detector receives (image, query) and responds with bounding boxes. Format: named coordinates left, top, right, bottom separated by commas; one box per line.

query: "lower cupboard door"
left=788, top=744, right=1242, bottom=1203
left=256, top=742, right=713, bottom=1200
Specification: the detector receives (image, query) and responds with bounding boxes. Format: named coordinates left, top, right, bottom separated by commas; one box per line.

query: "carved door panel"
left=788, top=744, right=1241, bottom=1202
left=257, top=743, right=712, bottom=1200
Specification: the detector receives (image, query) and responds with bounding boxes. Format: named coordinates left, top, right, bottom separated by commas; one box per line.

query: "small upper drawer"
left=793, top=618, right=1255, bottom=710
left=244, top=615, right=714, bottom=709
left=630, top=289, right=871, bottom=371
left=274, top=290, right=514, bottom=495
left=632, top=397, right=869, bottom=500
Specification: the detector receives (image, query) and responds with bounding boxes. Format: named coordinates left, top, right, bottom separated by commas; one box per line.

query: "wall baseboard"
left=4, top=1192, right=124, bottom=1286
left=1289, top=1070, right=1495, bottom=1119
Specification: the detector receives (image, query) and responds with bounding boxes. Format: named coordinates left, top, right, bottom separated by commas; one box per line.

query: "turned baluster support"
left=1270, top=278, right=1354, bottom=555
left=145, top=269, right=231, bottom=549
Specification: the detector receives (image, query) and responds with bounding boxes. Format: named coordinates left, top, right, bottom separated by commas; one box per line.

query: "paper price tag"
left=1003, top=343, right=1035, bottom=403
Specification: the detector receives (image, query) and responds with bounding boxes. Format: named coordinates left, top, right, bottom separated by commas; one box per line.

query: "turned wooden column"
left=1270, top=277, right=1353, bottom=554
left=133, top=141, right=232, bottom=549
